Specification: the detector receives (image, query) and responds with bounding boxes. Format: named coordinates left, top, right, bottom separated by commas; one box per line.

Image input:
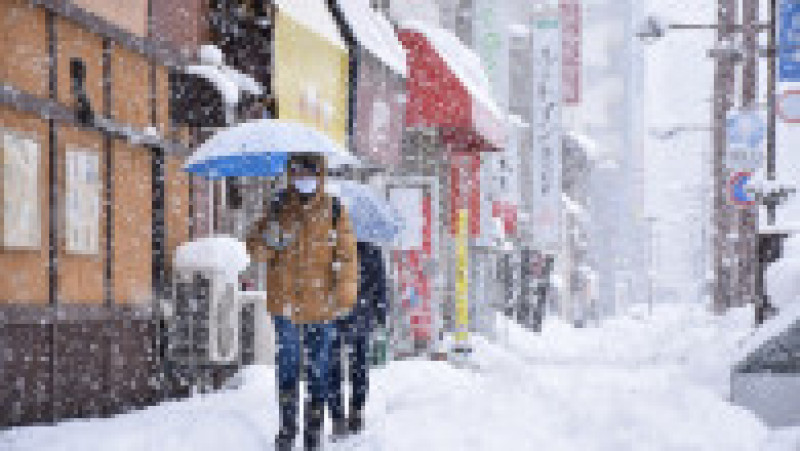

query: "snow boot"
left=275, top=388, right=299, bottom=450
left=303, top=401, right=324, bottom=451
left=348, top=408, right=364, bottom=435
left=330, top=417, right=350, bottom=441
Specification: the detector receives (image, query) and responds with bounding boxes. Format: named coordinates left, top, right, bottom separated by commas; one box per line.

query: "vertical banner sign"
left=531, top=12, right=564, bottom=252
left=455, top=209, right=470, bottom=345
left=780, top=0, right=800, bottom=82
left=474, top=0, right=510, bottom=111
left=560, top=0, right=582, bottom=104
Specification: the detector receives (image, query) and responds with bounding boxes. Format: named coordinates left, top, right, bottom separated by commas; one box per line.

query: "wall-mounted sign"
left=780, top=0, right=800, bottom=81
left=531, top=12, right=564, bottom=252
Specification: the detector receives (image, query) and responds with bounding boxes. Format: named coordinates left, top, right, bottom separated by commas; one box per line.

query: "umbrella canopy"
left=184, top=119, right=360, bottom=179
left=326, top=179, right=402, bottom=244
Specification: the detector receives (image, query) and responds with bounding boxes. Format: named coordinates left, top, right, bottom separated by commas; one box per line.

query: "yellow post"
left=454, top=208, right=470, bottom=348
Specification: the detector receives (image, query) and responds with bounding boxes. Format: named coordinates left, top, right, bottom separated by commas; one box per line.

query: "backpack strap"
left=269, top=190, right=288, bottom=218
left=330, top=195, right=341, bottom=229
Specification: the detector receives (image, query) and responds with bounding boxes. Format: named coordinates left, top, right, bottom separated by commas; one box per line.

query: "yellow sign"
left=274, top=10, right=349, bottom=148
left=455, top=209, right=469, bottom=344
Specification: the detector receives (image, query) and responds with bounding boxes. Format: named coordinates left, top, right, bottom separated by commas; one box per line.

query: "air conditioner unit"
left=169, top=270, right=241, bottom=365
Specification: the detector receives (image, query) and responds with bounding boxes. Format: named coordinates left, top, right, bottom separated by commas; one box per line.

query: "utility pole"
left=756, top=0, right=788, bottom=325
left=712, top=0, right=738, bottom=313
left=738, top=0, right=759, bottom=310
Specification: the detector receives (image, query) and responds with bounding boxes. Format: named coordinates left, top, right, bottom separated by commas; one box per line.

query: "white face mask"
left=293, top=177, right=318, bottom=194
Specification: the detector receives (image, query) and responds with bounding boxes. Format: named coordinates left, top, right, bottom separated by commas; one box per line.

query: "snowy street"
left=4, top=305, right=799, bottom=451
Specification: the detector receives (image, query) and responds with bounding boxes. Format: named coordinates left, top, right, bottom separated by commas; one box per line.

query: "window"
left=2, top=131, right=41, bottom=249
left=65, top=149, right=101, bottom=255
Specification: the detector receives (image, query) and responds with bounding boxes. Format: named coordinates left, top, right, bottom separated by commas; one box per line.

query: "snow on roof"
left=221, top=67, right=263, bottom=97
left=565, top=131, right=604, bottom=162
left=400, top=20, right=503, bottom=118
left=186, top=45, right=265, bottom=105
left=388, top=0, right=440, bottom=26
left=338, top=0, right=406, bottom=76
left=274, top=0, right=346, bottom=50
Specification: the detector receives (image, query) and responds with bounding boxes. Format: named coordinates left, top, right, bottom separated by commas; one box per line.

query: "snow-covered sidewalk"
left=2, top=305, right=799, bottom=451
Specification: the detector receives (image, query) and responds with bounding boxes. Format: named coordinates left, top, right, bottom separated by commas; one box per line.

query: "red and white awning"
left=398, top=21, right=506, bottom=151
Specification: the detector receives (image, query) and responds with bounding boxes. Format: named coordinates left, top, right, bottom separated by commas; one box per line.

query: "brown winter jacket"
left=245, top=165, right=357, bottom=324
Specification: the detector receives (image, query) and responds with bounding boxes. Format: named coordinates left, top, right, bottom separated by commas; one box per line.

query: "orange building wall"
left=71, top=0, right=148, bottom=37
left=111, top=47, right=151, bottom=129
left=113, top=140, right=152, bottom=304
left=56, top=17, right=104, bottom=113
left=0, top=0, right=48, bottom=98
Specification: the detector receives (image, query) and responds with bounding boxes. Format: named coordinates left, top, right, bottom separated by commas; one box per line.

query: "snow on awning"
left=399, top=21, right=506, bottom=151
left=274, top=0, right=346, bottom=50
left=338, top=0, right=406, bottom=76
left=184, top=45, right=264, bottom=106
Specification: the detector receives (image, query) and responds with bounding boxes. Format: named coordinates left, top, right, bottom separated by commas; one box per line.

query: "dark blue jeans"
left=328, top=311, right=370, bottom=420
left=273, top=316, right=336, bottom=434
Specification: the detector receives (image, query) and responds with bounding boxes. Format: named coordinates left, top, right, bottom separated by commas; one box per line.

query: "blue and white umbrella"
left=326, top=180, right=403, bottom=244
left=183, top=119, right=360, bottom=179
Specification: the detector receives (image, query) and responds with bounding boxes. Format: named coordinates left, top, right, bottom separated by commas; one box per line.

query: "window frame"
left=1, top=128, right=42, bottom=250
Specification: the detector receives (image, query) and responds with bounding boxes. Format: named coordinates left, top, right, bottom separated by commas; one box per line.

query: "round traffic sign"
left=729, top=172, right=756, bottom=207
left=778, top=90, right=800, bottom=124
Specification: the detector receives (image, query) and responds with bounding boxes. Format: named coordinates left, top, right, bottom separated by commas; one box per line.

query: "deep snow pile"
left=498, top=303, right=756, bottom=397
left=2, top=304, right=799, bottom=451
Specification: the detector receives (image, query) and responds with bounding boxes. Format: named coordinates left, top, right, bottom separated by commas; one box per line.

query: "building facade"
left=1, top=0, right=191, bottom=426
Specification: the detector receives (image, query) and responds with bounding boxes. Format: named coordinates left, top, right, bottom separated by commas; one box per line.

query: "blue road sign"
left=780, top=0, right=800, bottom=81
left=726, top=110, right=766, bottom=170
left=727, top=111, right=766, bottom=148
left=729, top=172, right=756, bottom=207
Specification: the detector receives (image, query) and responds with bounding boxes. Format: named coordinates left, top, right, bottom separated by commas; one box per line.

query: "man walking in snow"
left=328, top=240, right=389, bottom=439
left=246, top=154, right=357, bottom=451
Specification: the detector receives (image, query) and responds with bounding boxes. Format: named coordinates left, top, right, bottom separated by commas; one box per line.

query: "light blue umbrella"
left=183, top=119, right=360, bottom=179
left=326, top=180, right=403, bottom=244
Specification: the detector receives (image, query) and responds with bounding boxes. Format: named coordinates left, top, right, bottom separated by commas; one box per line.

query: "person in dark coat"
left=328, top=241, right=389, bottom=438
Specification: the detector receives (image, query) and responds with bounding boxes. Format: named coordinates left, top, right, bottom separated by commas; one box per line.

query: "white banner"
left=473, top=0, right=510, bottom=112
left=530, top=13, right=563, bottom=252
